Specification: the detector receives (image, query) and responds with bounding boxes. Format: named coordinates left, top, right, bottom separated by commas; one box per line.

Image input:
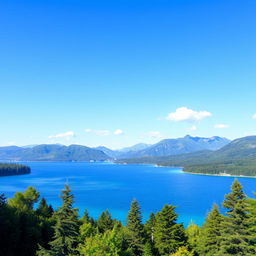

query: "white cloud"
left=214, top=124, right=229, bottom=129
left=252, top=114, right=256, bottom=119
left=114, top=129, right=124, bottom=135
left=85, top=128, right=124, bottom=136
left=146, top=131, right=162, bottom=138
left=190, top=125, right=197, bottom=131
left=166, top=107, right=212, bottom=122
left=48, top=131, right=75, bottom=139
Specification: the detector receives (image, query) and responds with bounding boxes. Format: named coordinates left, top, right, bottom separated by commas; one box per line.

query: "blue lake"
left=1, top=162, right=256, bottom=226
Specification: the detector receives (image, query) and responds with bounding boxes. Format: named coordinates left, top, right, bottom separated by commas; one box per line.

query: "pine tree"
left=197, top=204, right=222, bottom=255
left=126, top=199, right=145, bottom=255
left=37, top=185, right=79, bottom=256
left=36, top=197, right=54, bottom=218
left=186, top=221, right=200, bottom=255
left=142, top=242, right=154, bottom=256
left=0, top=193, right=6, bottom=207
left=219, top=179, right=252, bottom=255
left=144, top=213, right=156, bottom=243
left=81, top=209, right=95, bottom=225
left=154, top=204, right=186, bottom=256
left=247, top=194, right=256, bottom=251
left=97, top=209, right=114, bottom=233
left=170, top=246, right=193, bottom=256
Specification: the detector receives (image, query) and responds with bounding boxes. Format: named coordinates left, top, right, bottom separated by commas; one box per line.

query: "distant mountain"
left=0, top=144, right=111, bottom=162
left=117, top=136, right=256, bottom=176
left=95, top=146, right=121, bottom=159
left=122, top=135, right=230, bottom=158
left=118, top=143, right=151, bottom=153
left=21, top=144, right=39, bottom=148
left=95, top=143, right=151, bottom=159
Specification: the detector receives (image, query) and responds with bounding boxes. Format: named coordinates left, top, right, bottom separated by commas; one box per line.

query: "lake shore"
left=182, top=170, right=256, bottom=178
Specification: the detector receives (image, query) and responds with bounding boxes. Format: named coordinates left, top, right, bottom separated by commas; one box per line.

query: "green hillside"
left=117, top=136, right=256, bottom=176
left=0, top=144, right=111, bottom=162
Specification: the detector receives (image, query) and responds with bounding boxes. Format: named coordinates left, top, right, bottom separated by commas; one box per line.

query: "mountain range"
left=119, top=135, right=230, bottom=158
left=117, top=136, right=256, bottom=176
left=2, top=135, right=256, bottom=176
left=0, top=144, right=110, bottom=161
left=0, top=136, right=230, bottom=161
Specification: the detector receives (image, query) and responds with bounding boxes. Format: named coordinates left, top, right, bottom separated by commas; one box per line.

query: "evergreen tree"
left=142, top=242, right=154, bottom=256
left=197, top=204, right=222, bottom=256
left=97, top=209, right=114, bottom=233
left=37, top=185, right=79, bottom=256
left=78, top=226, right=123, bottom=256
left=81, top=209, right=95, bottom=225
left=8, top=186, right=40, bottom=211
left=247, top=194, right=256, bottom=250
left=186, top=221, right=200, bottom=255
left=170, top=246, right=193, bottom=256
left=126, top=199, right=145, bottom=255
left=144, top=213, right=156, bottom=243
left=154, top=204, right=186, bottom=256
left=5, top=187, right=42, bottom=256
left=36, top=197, right=54, bottom=218
left=0, top=193, right=6, bottom=207
left=219, top=179, right=252, bottom=255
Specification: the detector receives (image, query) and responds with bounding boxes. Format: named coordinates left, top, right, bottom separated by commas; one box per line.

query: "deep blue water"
left=1, top=162, right=256, bottom=226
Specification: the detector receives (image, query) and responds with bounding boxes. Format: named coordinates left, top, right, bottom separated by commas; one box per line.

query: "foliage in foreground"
left=1, top=179, right=256, bottom=255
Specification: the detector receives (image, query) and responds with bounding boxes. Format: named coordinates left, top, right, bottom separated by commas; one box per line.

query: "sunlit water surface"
left=1, top=162, right=256, bottom=226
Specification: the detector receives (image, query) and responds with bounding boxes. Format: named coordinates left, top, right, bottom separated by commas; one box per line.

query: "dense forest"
left=0, top=163, right=31, bottom=176
left=0, top=179, right=256, bottom=255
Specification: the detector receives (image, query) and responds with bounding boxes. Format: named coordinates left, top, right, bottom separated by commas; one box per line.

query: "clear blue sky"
left=1, top=0, right=256, bottom=149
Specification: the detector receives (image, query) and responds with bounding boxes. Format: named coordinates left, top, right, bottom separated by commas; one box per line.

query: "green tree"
left=197, top=204, right=222, bottom=256
left=219, top=179, right=252, bottom=255
left=78, top=226, right=123, bottom=256
left=126, top=199, right=145, bottom=255
left=186, top=221, right=200, bottom=255
left=144, top=213, right=156, bottom=243
left=8, top=186, right=40, bottom=211
left=142, top=242, right=154, bottom=256
left=170, top=246, right=193, bottom=256
left=154, top=204, right=186, bottom=256
left=36, top=198, right=54, bottom=218
left=97, top=209, right=114, bottom=233
left=37, top=185, right=79, bottom=256
left=247, top=193, right=256, bottom=251
left=81, top=209, right=95, bottom=225
left=5, top=187, right=42, bottom=256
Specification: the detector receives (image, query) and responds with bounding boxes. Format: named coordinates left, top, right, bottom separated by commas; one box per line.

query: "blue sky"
left=0, top=0, right=256, bottom=149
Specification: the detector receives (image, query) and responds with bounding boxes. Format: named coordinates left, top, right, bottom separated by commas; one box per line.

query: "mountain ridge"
left=117, top=136, right=256, bottom=176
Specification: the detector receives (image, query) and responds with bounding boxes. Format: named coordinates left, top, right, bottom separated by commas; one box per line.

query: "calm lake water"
left=1, top=162, right=256, bottom=226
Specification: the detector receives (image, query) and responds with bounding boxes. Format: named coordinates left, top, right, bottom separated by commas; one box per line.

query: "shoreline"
left=182, top=170, right=256, bottom=178
left=2, top=160, right=256, bottom=178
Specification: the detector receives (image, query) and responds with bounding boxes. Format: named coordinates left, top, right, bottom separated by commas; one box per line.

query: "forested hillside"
left=0, top=163, right=30, bottom=176
left=0, top=144, right=111, bottom=162
left=118, top=136, right=256, bottom=176
left=0, top=180, right=255, bottom=255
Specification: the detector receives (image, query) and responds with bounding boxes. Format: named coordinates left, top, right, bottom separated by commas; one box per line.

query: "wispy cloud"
left=166, top=107, right=212, bottom=122
left=85, top=129, right=124, bottom=136
left=214, top=124, right=229, bottom=129
left=114, top=129, right=124, bottom=135
left=48, top=131, right=75, bottom=139
left=252, top=114, right=256, bottom=119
